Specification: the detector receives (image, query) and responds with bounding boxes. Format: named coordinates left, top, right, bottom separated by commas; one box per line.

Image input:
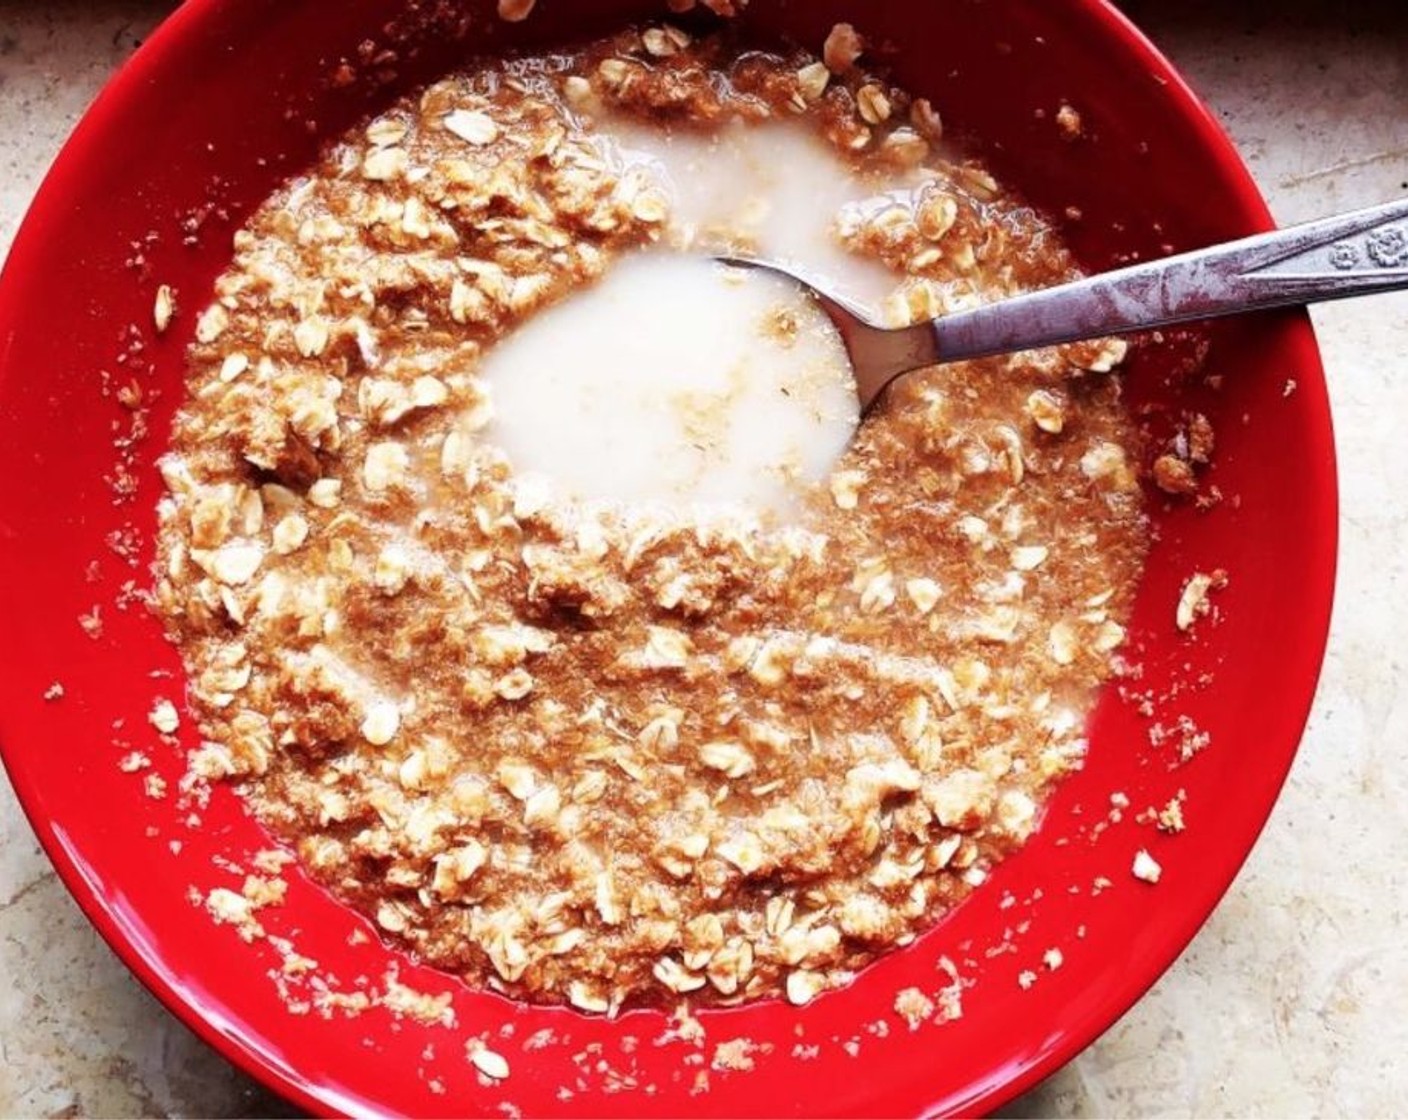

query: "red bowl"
left=0, top=0, right=1335, bottom=1115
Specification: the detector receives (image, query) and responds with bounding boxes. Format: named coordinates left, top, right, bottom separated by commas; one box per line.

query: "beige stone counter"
left=1, top=1, right=1404, bottom=1114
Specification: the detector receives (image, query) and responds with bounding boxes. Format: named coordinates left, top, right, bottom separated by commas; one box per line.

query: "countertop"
left=1, top=1, right=1405, bottom=1114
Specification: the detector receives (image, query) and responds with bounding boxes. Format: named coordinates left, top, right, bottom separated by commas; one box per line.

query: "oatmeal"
left=153, top=27, right=1147, bottom=1012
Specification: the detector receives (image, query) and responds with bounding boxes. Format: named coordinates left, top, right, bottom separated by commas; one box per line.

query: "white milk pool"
left=484, top=255, right=856, bottom=514
left=482, top=117, right=925, bottom=518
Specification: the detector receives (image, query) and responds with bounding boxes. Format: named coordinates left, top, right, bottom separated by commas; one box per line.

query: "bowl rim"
left=0, top=0, right=1337, bottom=1115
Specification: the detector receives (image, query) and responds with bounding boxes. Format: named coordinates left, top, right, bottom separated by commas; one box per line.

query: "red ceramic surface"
left=0, top=1, right=1336, bottom=1116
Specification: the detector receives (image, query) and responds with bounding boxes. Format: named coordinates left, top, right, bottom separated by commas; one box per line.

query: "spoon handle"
left=932, top=197, right=1408, bottom=362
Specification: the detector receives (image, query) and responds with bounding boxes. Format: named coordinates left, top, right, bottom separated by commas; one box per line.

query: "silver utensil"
left=725, top=197, right=1408, bottom=412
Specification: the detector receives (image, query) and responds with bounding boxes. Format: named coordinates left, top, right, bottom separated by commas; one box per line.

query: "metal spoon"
left=723, top=197, right=1408, bottom=413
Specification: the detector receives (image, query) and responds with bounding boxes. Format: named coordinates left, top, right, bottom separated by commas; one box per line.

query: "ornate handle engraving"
left=932, top=197, right=1408, bottom=362
left=1327, top=225, right=1408, bottom=271
left=1257, top=207, right=1408, bottom=281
